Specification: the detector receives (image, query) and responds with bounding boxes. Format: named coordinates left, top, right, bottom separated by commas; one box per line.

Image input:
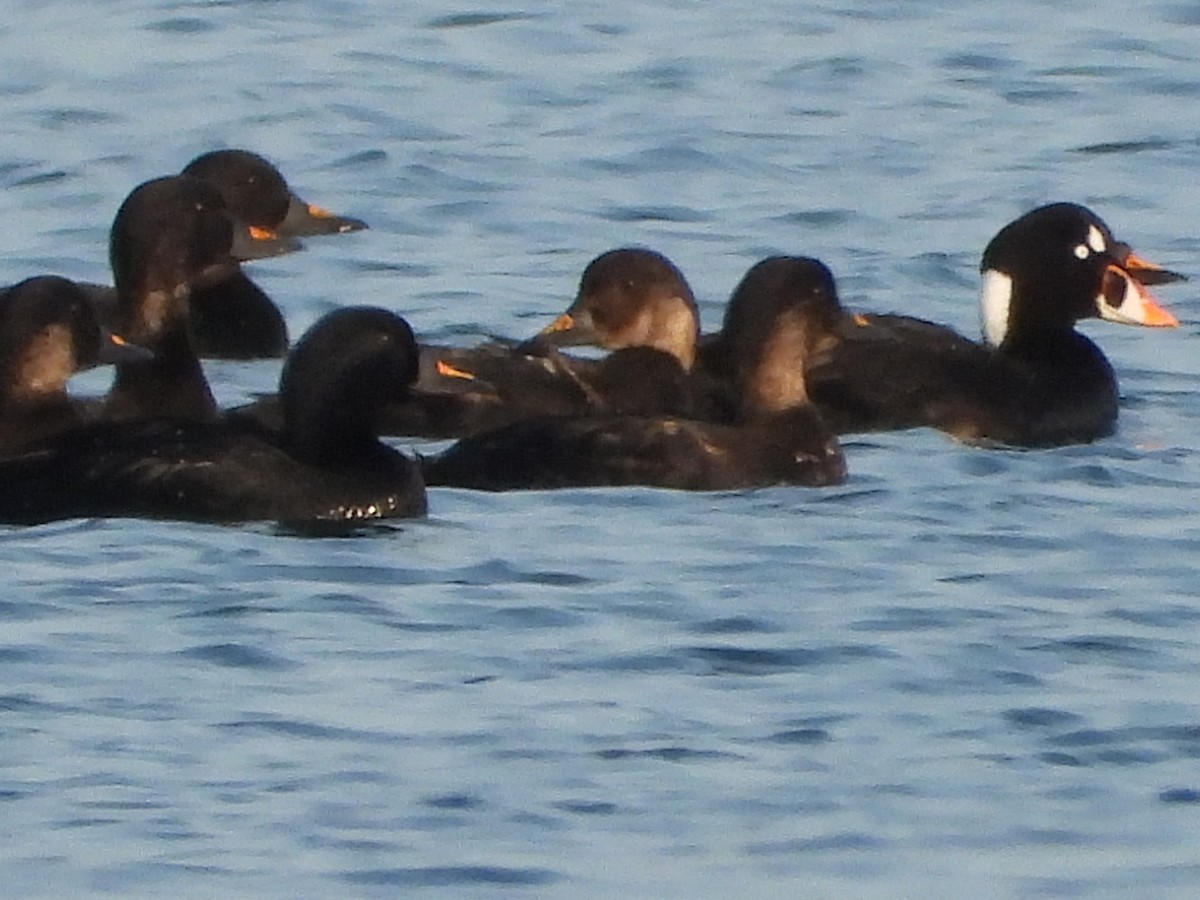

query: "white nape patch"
left=1074, top=243, right=1090, bottom=260
left=979, top=269, right=1013, bottom=347
left=1087, top=224, right=1106, bottom=254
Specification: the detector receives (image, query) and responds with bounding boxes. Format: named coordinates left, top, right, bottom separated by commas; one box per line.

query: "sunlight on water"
left=0, top=1, right=1199, bottom=897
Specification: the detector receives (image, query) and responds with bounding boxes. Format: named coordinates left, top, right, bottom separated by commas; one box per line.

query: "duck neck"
left=107, top=324, right=217, bottom=422
left=284, top=401, right=382, bottom=468
left=645, top=296, right=698, bottom=371
left=737, top=318, right=822, bottom=420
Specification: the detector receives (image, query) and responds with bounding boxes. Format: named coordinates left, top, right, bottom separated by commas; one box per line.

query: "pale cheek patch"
left=979, top=269, right=1013, bottom=347
left=634, top=295, right=698, bottom=370
left=744, top=317, right=808, bottom=413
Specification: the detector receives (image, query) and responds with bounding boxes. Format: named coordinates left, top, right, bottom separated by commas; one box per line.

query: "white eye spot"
left=1087, top=224, right=1106, bottom=254
left=1074, top=244, right=1090, bottom=260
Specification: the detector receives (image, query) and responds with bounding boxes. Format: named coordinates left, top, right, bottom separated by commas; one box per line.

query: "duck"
left=365, top=247, right=718, bottom=438
left=0, top=307, right=426, bottom=527
left=422, top=256, right=847, bottom=492
left=100, top=174, right=237, bottom=423
left=82, top=150, right=365, bottom=360
left=180, top=148, right=368, bottom=257
left=0, top=275, right=148, bottom=457
left=803, top=202, right=1182, bottom=447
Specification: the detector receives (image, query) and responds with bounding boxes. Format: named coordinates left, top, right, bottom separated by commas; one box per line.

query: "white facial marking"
left=980, top=269, right=1013, bottom=347
left=1074, top=244, right=1090, bottom=260
left=1096, top=271, right=1147, bottom=324
left=1087, top=224, right=1106, bottom=254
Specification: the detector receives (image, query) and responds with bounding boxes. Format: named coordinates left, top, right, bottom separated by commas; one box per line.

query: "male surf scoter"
left=0, top=275, right=147, bottom=457
left=0, top=307, right=426, bottom=526
left=803, top=202, right=1182, bottom=447
left=422, top=256, right=847, bottom=491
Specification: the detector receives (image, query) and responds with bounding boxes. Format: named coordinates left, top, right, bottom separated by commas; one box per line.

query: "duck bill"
left=524, top=309, right=602, bottom=351
left=230, top=222, right=304, bottom=261
left=279, top=194, right=368, bottom=237
left=1114, top=244, right=1187, bottom=286
left=95, top=329, right=153, bottom=365
left=1096, top=264, right=1179, bottom=327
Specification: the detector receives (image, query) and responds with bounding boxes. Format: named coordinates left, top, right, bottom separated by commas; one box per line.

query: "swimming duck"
left=422, top=256, right=846, bottom=491
left=0, top=307, right=426, bottom=526
left=804, top=202, right=1182, bottom=446
left=100, top=174, right=236, bottom=422
left=181, top=148, right=368, bottom=258
left=373, top=247, right=715, bottom=438
left=0, top=275, right=147, bottom=457
left=85, top=150, right=365, bottom=360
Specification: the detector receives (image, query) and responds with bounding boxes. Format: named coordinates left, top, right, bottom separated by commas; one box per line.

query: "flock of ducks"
left=0, top=149, right=1184, bottom=527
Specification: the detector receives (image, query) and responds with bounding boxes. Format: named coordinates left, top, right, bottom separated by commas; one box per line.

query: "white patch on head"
left=979, top=268, right=1013, bottom=347
left=1095, top=268, right=1175, bottom=327
left=1087, top=224, right=1106, bottom=254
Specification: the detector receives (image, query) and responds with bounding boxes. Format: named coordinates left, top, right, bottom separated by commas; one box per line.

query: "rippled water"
left=3, top=1, right=1200, bottom=896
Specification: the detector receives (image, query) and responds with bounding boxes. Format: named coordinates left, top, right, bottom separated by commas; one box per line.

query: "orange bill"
left=435, top=360, right=476, bottom=380
left=1122, top=250, right=1187, bottom=286
left=538, top=313, right=575, bottom=335
left=1101, top=263, right=1179, bottom=327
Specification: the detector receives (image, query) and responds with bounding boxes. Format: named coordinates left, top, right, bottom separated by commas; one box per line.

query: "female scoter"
left=422, top=256, right=847, bottom=491
left=803, top=202, right=1181, bottom=447
left=100, top=174, right=237, bottom=423
left=376, top=247, right=715, bottom=438
left=0, top=275, right=147, bottom=457
left=0, top=307, right=426, bottom=526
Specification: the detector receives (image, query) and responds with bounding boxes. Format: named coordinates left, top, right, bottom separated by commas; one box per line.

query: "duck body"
left=809, top=318, right=1117, bottom=446
left=424, top=256, right=847, bottom=492
left=804, top=203, right=1181, bottom=447
left=0, top=417, right=424, bottom=526
left=186, top=268, right=288, bottom=359
left=423, top=405, right=844, bottom=491
left=0, top=307, right=426, bottom=527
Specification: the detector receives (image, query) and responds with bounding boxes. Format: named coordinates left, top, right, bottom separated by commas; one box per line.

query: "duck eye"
left=1074, top=243, right=1090, bottom=260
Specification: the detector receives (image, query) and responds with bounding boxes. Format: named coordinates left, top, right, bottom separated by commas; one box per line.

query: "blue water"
left=2, top=1, right=1200, bottom=896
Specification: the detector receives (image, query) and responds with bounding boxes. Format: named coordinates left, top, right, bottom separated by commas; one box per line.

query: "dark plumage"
left=82, top=150, right=366, bottom=360
left=804, top=202, right=1182, bottom=447
left=0, top=307, right=426, bottom=526
left=100, top=174, right=236, bottom=422
left=181, top=148, right=368, bottom=254
left=0, top=275, right=147, bottom=457
left=423, top=256, right=847, bottom=492
left=375, top=247, right=713, bottom=438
